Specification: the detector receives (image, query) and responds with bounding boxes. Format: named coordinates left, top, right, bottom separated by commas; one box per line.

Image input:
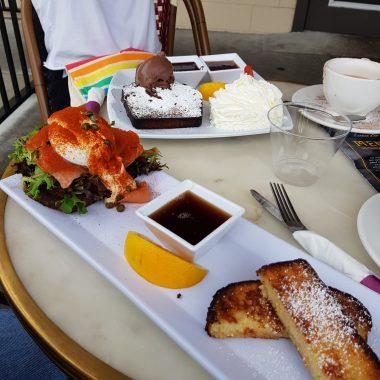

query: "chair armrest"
left=21, top=0, right=49, bottom=123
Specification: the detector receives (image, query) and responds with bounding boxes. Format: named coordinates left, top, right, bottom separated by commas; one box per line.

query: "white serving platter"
left=107, top=69, right=272, bottom=139
left=292, top=84, right=380, bottom=135
left=1, top=172, right=379, bottom=380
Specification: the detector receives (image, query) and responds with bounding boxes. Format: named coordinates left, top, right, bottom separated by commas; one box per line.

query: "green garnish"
left=8, top=126, right=40, bottom=165
left=126, top=147, right=167, bottom=178
left=59, top=193, right=87, bottom=214
left=22, top=166, right=55, bottom=199
left=141, top=147, right=161, bottom=162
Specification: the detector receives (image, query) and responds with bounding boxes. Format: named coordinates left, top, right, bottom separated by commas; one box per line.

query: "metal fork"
left=270, top=183, right=307, bottom=233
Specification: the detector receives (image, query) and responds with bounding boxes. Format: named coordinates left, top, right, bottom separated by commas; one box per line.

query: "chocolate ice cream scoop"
left=135, top=52, right=174, bottom=93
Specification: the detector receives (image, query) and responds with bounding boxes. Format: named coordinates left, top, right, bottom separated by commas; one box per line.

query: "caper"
left=104, top=139, right=111, bottom=145
left=116, top=204, right=125, bottom=212
left=90, top=114, right=97, bottom=123
left=110, top=120, right=115, bottom=126
left=84, top=111, right=94, bottom=116
left=105, top=202, right=115, bottom=209
left=116, top=194, right=123, bottom=202
left=125, top=186, right=131, bottom=193
left=91, top=124, right=99, bottom=131
left=82, top=122, right=91, bottom=130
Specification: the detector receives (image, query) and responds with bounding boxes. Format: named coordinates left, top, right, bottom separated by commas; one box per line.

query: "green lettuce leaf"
left=22, top=166, right=55, bottom=199
left=59, top=194, right=87, bottom=214
left=8, top=126, right=41, bottom=165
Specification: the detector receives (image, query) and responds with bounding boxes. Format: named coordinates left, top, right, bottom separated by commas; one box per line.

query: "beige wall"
left=176, top=0, right=297, bottom=34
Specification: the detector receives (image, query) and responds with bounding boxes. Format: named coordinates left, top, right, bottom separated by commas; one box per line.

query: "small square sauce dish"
left=167, top=55, right=207, bottom=88
left=200, top=53, right=246, bottom=83
left=136, top=180, right=244, bottom=261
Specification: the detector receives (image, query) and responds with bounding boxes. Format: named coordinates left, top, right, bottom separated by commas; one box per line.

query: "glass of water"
left=268, top=102, right=352, bottom=187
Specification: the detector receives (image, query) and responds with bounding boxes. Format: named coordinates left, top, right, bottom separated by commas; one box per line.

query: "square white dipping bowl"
left=200, top=53, right=246, bottom=83
left=167, top=55, right=207, bottom=88
left=136, top=180, right=244, bottom=262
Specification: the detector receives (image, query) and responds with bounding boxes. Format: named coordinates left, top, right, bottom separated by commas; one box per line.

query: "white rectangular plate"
left=107, top=69, right=271, bottom=139
left=1, top=172, right=379, bottom=380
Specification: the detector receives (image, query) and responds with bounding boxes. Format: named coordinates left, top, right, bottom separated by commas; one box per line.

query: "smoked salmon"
left=112, top=128, right=143, bottom=167
left=36, top=144, right=86, bottom=189
left=25, top=126, right=49, bottom=151
left=122, top=181, right=151, bottom=204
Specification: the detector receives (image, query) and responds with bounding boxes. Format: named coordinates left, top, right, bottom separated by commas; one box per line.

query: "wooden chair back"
left=21, top=0, right=211, bottom=123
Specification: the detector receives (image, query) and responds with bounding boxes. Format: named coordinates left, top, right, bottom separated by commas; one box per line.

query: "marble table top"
left=4, top=84, right=379, bottom=378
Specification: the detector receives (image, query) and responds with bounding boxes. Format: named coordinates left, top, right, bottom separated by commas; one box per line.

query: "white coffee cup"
left=323, top=58, right=380, bottom=116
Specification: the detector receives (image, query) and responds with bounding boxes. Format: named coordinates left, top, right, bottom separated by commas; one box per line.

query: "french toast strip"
left=206, top=281, right=285, bottom=339
left=257, top=259, right=380, bottom=380
left=205, top=280, right=372, bottom=341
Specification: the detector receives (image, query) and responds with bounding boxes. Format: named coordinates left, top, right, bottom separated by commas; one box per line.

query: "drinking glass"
left=268, top=102, right=352, bottom=187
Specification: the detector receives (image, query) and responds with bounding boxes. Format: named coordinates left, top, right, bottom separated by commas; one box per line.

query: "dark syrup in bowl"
left=149, top=191, right=231, bottom=245
left=172, top=62, right=200, bottom=72
left=206, top=60, right=239, bottom=71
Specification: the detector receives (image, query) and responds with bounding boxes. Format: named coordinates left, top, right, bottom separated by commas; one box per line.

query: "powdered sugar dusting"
left=284, top=279, right=356, bottom=341
left=275, top=264, right=364, bottom=377
left=122, top=82, right=202, bottom=119
left=230, top=340, right=308, bottom=380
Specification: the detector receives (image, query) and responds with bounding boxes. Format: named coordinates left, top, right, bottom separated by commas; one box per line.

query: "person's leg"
left=42, top=68, right=71, bottom=114
left=0, top=307, right=67, bottom=380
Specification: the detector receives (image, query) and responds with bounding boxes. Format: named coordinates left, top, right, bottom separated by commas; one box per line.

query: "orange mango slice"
left=198, top=82, right=225, bottom=101
left=125, top=232, right=208, bottom=289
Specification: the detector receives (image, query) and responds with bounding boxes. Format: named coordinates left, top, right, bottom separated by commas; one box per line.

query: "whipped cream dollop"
left=210, top=74, right=282, bottom=130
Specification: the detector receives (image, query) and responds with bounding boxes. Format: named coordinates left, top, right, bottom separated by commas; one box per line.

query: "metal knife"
left=249, top=189, right=283, bottom=222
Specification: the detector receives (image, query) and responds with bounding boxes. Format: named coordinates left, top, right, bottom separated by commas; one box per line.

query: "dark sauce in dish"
left=149, top=191, right=230, bottom=245
left=206, top=60, right=239, bottom=71
left=172, top=62, right=200, bottom=72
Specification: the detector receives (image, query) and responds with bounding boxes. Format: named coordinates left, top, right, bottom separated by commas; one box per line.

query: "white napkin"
left=293, top=230, right=370, bottom=282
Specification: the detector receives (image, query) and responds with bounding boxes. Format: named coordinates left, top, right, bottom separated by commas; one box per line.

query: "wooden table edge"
left=0, top=163, right=129, bottom=380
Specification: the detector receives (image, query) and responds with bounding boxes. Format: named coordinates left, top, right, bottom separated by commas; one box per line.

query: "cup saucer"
left=292, top=84, right=380, bottom=135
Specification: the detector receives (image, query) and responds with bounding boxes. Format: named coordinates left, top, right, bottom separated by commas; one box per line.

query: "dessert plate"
left=292, top=84, right=380, bottom=134
left=1, top=172, right=379, bottom=380
left=107, top=69, right=271, bottom=139
left=358, top=193, right=380, bottom=268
